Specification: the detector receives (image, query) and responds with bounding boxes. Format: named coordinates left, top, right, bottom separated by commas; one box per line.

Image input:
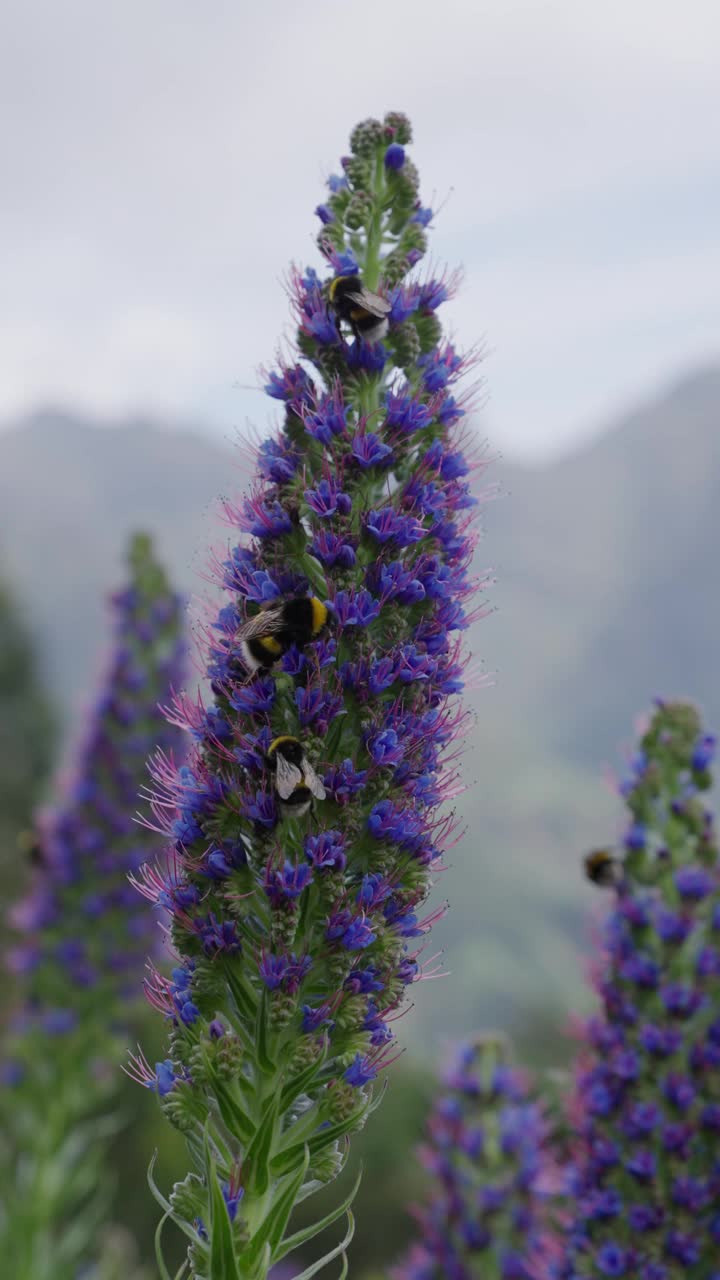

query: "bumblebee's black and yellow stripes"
left=236, top=597, right=328, bottom=673
left=328, top=275, right=391, bottom=344
left=267, top=735, right=326, bottom=817
left=584, top=849, right=622, bottom=888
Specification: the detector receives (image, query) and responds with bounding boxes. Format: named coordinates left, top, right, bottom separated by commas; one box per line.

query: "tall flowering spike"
left=556, top=701, right=720, bottom=1279
left=392, top=1035, right=549, bottom=1280
left=137, top=112, right=489, bottom=1278
left=0, top=533, right=185, bottom=1278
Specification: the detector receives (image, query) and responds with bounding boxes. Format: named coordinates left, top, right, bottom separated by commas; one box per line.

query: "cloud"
left=1, top=0, right=718, bottom=457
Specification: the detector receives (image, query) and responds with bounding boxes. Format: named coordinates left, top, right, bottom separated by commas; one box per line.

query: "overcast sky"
left=2, top=0, right=718, bottom=460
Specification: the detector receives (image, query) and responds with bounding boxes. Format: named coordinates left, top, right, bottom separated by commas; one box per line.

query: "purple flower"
left=264, top=363, right=314, bottom=404
left=624, top=822, right=647, bottom=850
left=304, top=829, right=346, bottom=872
left=350, top=431, right=393, bottom=468
left=322, top=758, right=368, bottom=804
left=304, top=392, right=350, bottom=443
left=596, top=1243, right=628, bottom=1276
left=305, top=478, right=352, bottom=518
left=259, top=952, right=291, bottom=990
left=692, top=733, right=716, bottom=771
left=257, top=438, right=299, bottom=485
left=366, top=508, right=424, bottom=546
left=675, top=864, right=714, bottom=900
left=367, top=728, right=405, bottom=767
left=326, top=910, right=376, bottom=951
left=265, top=861, right=313, bottom=907
left=385, top=389, right=432, bottom=434
left=344, top=1053, right=378, bottom=1087
left=331, top=589, right=381, bottom=628
left=309, top=530, right=357, bottom=569
left=384, top=143, right=405, bottom=169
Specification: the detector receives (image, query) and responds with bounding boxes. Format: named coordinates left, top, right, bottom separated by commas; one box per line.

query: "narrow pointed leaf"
left=290, top=1211, right=355, bottom=1280
left=244, top=1091, right=280, bottom=1196
left=255, top=987, right=276, bottom=1074
left=273, top=1163, right=363, bottom=1263
left=205, top=1130, right=242, bottom=1280
left=212, top=1077, right=254, bottom=1143
left=154, top=1213, right=174, bottom=1280
left=147, top=1154, right=201, bottom=1245
left=271, top=1107, right=365, bottom=1176
left=224, top=961, right=256, bottom=1023
left=241, top=1145, right=310, bottom=1269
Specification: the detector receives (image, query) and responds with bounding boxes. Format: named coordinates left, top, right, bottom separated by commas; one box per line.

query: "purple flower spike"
left=391, top=1037, right=551, bottom=1279
left=557, top=702, right=720, bottom=1278
left=2, top=534, right=185, bottom=1274
left=133, top=111, right=490, bottom=1275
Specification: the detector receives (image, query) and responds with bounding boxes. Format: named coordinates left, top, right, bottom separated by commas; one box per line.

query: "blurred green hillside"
left=1, top=363, right=719, bottom=1048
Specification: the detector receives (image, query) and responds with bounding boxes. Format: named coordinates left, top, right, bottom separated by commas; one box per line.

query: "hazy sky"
left=2, top=0, right=719, bottom=460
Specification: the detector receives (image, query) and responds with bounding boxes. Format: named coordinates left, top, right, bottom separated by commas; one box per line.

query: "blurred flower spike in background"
left=0, top=532, right=186, bottom=1279
left=391, top=1034, right=550, bottom=1280
left=135, top=110, right=493, bottom=1277
left=556, top=701, right=720, bottom=1279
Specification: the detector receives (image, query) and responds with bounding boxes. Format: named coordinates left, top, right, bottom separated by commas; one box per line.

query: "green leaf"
left=148, top=1153, right=204, bottom=1246
left=271, top=1107, right=366, bottom=1177
left=290, top=1211, right=355, bottom=1280
left=297, top=552, right=328, bottom=597
left=335, top=1251, right=349, bottom=1280
left=154, top=1213, right=174, bottom=1280
left=212, top=1078, right=254, bottom=1143
left=173, top=1262, right=190, bottom=1280
left=273, top=1162, right=362, bottom=1263
left=255, top=988, right=276, bottom=1074
left=244, top=1092, right=280, bottom=1196
left=367, top=1077, right=389, bottom=1115
left=147, top=1151, right=173, bottom=1215
left=205, top=1129, right=241, bottom=1280
left=224, top=961, right=256, bottom=1022
left=240, top=1145, right=310, bottom=1270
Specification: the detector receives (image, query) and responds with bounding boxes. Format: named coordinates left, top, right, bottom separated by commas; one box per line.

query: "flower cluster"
left=136, top=113, right=490, bottom=1277
left=0, top=533, right=185, bottom=1277
left=392, top=1036, right=548, bottom=1280
left=556, top=701, right=720, bottom=1279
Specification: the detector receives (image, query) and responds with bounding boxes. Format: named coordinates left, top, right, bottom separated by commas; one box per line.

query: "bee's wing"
left=302, top=759, right=327, bottom=801
left=346, top=287, right=391, bottom=318
left=236, top=608, right=281, bottom=641
left=274, top=752, right=304, bottom=800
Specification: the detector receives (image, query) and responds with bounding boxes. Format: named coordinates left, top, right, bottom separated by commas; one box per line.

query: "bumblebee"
left=18, top=829, right=45, bottom=868
left=267, top=736, right=326, bottom=817
left=584, top=849, right=623, bottom=888
left=328, top=275, right=391, bottom=344
left=236, top=596, right=328, bottom=673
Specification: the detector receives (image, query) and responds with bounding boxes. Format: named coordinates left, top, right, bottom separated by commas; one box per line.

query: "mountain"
left=1, top=365, right=719, bottom=1042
